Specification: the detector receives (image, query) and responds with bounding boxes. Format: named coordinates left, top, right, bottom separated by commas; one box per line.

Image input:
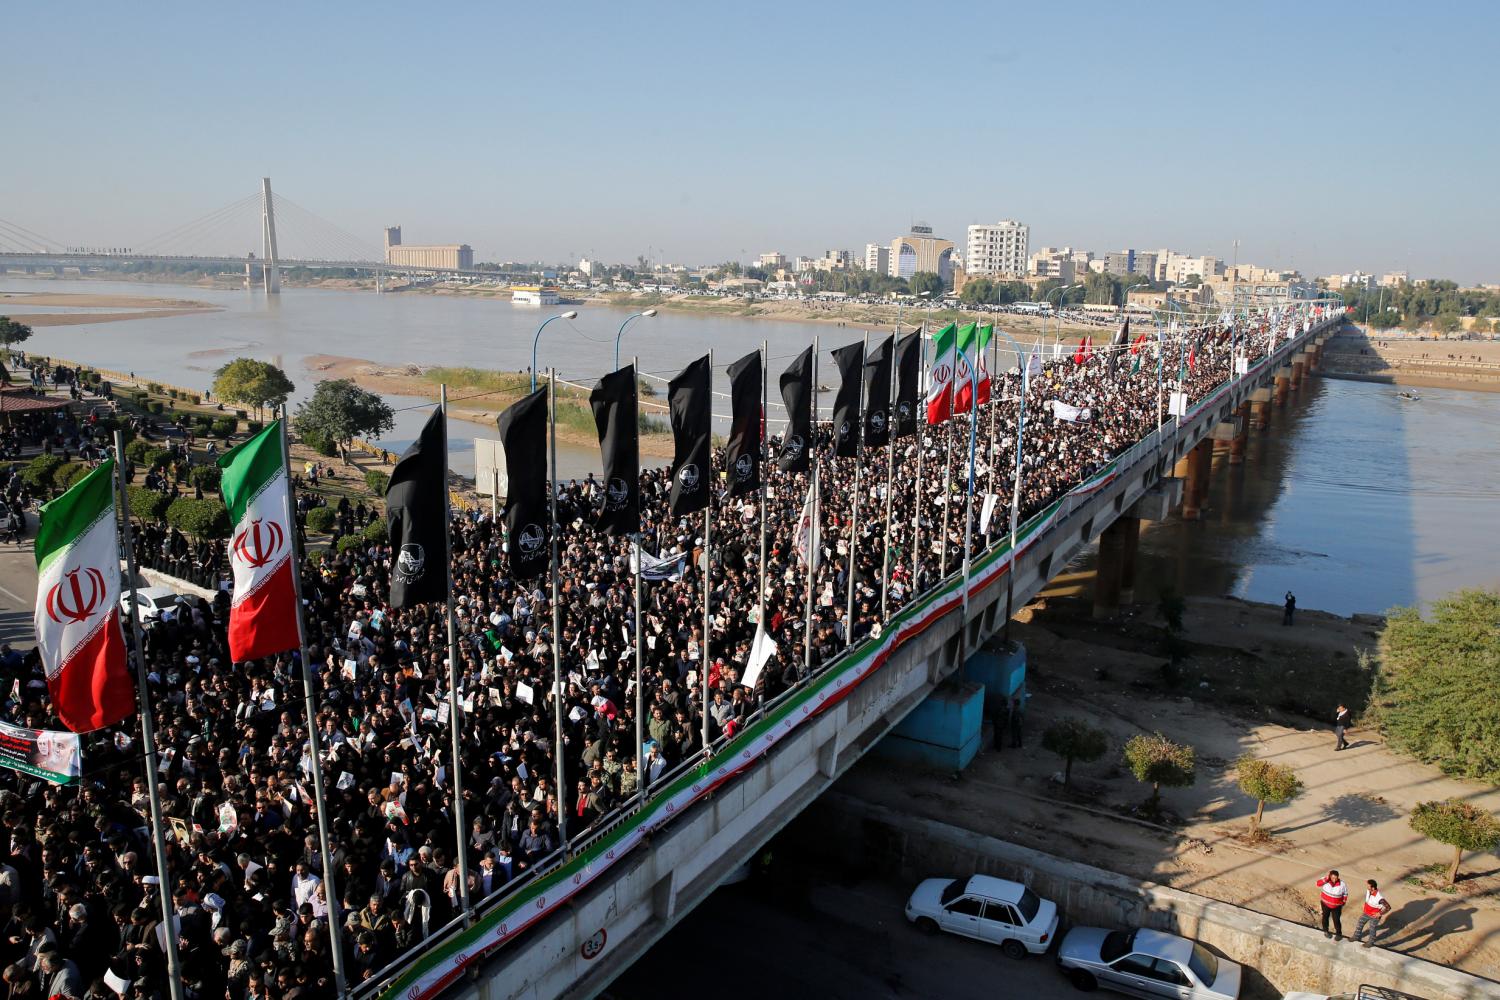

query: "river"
left=5, top=276, right=1497, bottom=615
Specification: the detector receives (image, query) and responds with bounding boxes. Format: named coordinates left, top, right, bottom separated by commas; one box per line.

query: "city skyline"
left=3, top=2, right=1496, bottom=284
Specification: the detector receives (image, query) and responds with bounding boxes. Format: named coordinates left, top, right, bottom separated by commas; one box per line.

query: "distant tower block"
left=260, top=177, right=281, bottom=295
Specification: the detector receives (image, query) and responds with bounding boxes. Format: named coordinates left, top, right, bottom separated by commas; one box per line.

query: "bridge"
left=364, top=317, right=1340, bottom=1000
left=0, top=178, right=495, bottom=293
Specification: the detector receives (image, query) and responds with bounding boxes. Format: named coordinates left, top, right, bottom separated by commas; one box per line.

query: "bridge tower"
left=260, top=177, right=281, bottom=295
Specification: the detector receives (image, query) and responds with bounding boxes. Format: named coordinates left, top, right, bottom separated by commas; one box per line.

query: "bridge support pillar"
left=1229, top=407, right=1249, bottom=464
left=1291, top=353, right=1307, bottom=388
left=1180, top=438, right=1212, bottom=520
left=1274, top=367, right=1292, bottom=406
left=1211, top=420, right=1236, bottom=461
left=1249, top=388, right=1272, bottom=429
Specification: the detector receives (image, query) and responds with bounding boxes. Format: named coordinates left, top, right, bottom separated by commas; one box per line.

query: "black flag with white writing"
left=386, top=407, right=449, bottom=609
left=497, top=388, right=550, bottom=580
left=831, top=340, right=864, bottom=458
left=590, top=364, right=640, bottom=536
left=863, top=335, right=893, bottom=448
left=726, top=350, right=762, bottom=497
left=668, top=354, right=712, bottom=517
left=777, top=346, right=813, bottom=472
left=894, top=330, right=921, bottom=438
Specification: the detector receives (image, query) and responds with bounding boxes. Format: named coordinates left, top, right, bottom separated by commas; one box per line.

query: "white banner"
left=474, top=438, right=507, bottom=497
left=0, top=721, right=81, bottom=785
left=979, top=494, right=1000, bottom=535
left=1047, top=399, right=1092, bottom=423
left=741, top=627, right=778, bottom=689
left=631, top=545, right=688, bottom=582
left=1168, top=391, right=1189, bottom=417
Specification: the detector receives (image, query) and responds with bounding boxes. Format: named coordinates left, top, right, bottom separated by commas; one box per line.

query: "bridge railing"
left=353, top=318, right=1335, bottom=1000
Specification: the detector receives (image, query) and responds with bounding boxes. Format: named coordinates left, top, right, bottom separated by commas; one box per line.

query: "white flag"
left=1168, top=391, right=1189, bottom=417
left=1047, top=399, right=1092, bottom=423
left=979, top=494, right=1000, bottom=535
left=631, top=544, right=688, bottom=582
left=741, top=626, right=778, bottom=690
left=795, top=470, right=820, bottom=571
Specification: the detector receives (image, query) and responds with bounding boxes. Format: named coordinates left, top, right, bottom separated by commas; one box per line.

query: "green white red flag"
left=924, top=322, right=960, bottom=425
left=218, top=421, right=301, bottom=662
left=953, top=323, right=993, bottom=414
left=33, top=459, right=135, bottom=733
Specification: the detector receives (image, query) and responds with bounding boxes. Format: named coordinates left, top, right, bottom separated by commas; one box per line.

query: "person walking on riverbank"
left=1283, top=591, right=1296, bottom=626
left=1334, top=703, right=1351, bottom=751
left=1355, top=879, right=1391, bottom=947
left=1317, top=870, right=1348, bottom=939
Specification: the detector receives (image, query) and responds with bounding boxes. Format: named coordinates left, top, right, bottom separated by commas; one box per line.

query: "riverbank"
left=303, top=354, right=677, bottom=457
left=1322, top=327, right=1500, bottom=393
left=0, top=290, right=220, bottom=326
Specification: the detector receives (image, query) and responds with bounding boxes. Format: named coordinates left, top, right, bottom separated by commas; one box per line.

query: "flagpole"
left=438, top=385, right=472, bottom=919
left=113, top=434, right=186, bottom=1000
left=804, top=338, right=819, bottom=676
left=910, top=324, right=925, bottom=596
left=277, top=412, right=348, bottom=998
left=959, top=346, right=979, bottom=662
left=880, top=332, right=896, bottom=622
left=757, top=339, right=768, bottom=623
left=1003, top=349, right=1029, bottom=645
left=632, top=356, right=645, bottom=804
left=939, top=400, right=953, bottom=578
left=547, top=370, right=568, bottom=847
left=702, top=349, right=714, bottom=755
left=988, top=328, right=1000, bottom=514
left=845, top=333, right=866, bottom=650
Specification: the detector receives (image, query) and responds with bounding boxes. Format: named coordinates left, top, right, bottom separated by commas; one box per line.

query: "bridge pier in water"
left=1249, top=387, right=1272, bottom=429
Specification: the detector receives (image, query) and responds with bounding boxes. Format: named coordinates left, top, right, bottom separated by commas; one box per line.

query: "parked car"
left=1057, top=926, right=1241, bottom=998
left=904, top=874, right=1059, bottom=959
left=119, top=586, right=182, bottom=628
left=1282, top=990, right=1426, bottom=1000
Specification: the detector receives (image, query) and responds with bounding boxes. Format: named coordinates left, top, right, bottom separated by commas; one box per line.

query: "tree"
left=1235, top=755, right=1303, bottom=835
left=212, top=358, right=295, bottom=421
left=1431, top=313, right=1461, bottom=335
left=909, top=271, right=945, bottom=299
left=1042, top=718, right=1108, bottom=786
left=959, top=277, right=995, bottom=306
left=1409, top=799, right=1500, bottom=886
left=0, top=317, right=33, bottom=348
left=1122, top=732, right=1195, bottom=810
left=293, top=379, right=394, bottom=460
left=1374, top=589, right=1500, bottom=783
left=1369, top=309, right=1401, bottom=330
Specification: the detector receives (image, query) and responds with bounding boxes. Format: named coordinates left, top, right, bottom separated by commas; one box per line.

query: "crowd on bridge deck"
left=0, top=310, right=1320, bottom=1000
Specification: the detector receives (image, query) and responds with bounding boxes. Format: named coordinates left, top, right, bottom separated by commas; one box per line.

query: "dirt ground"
left=1324, top=328, right=1500, bottom=393
left=0, top=290, right=218, bottom=326
left=840, top=592, right=1500, bottom=980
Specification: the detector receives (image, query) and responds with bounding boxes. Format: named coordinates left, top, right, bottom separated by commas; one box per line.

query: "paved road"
left=0, top=538, right=38, bottom=649
left=604, top=873, right=1081, bottom=1000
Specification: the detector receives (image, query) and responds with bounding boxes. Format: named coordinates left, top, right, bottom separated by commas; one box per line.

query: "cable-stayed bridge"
left=0, top=178, right=492, bottom=292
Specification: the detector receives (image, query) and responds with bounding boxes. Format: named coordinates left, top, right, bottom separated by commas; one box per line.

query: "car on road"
left=904, top=874, right=1059, bottom=959
left=119, top=586, right=182, bottom=628
left=1282, top=990, right=1426, bottom=1000
left=1057, top=926, right=1241, bottom=998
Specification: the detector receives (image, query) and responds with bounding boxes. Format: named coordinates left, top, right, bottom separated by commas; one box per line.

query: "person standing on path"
left=1355, top=880, right=1391, bottom=948
left=1316, top=870, right=1348, bottom=939
left=1334, top=703, right=1351, bottom=751
left=1008, top=693, right=1026, bottom=749
left=1283, top=590, right=1296, bottom=626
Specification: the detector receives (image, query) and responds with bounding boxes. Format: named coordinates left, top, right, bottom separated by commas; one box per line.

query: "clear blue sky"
left=4, top=1, right=1496, bottom=283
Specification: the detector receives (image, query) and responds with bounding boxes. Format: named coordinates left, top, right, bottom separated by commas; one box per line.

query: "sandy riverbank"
left=303, top=354, right=677, bottom=457
left=0, top=290, right=220, bottom=327
left=1322, top=327, right=1500, bottom=393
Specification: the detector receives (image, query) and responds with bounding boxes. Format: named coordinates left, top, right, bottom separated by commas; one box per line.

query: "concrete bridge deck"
left=372, top=318, right=1340, bottom=1000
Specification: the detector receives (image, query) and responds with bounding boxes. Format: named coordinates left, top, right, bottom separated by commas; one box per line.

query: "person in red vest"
left=1316, top=869, right=1349, bottom=939
left=1355, top=879, right=1392, bottom=948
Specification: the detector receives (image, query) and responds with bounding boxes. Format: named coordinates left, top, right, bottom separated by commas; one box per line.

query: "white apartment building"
left=864, top=243, right=890, bottom=274
left=965, top=219, right=1029, bottom=276
left=758, top=252, right=787, bottom=271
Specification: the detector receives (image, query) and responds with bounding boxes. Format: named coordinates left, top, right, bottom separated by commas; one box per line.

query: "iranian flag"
left=33, top=459, right=135, bottom=733
left=218, top=422, right=301, bottom=662
left=952, top=323, right=993, bottom=414
left=924, top=322, right=959, bottom=424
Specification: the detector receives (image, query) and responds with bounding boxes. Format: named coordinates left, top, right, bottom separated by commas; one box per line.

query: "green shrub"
left=21, top=454, right=64, bottom=492
left=247, top=421, right=264, bottom=433
left=1123, top=732, right=1196, bottom=810
left=126, top=486, right=170, bottom=521
left=147, top=401, right=164, bottom=416
left=211, top=417, right=238, bottom=438
left=336, top=534, right=365, bottom=554
left=192, top=416, right=213, bottom=436
left=306, top=507, right=336, bottom=534
left=147, top=382, right=162, bottom=394
left=189, top=465, right=222, bottom=494
left=53, top=463, right=93, bottom=492
left=189, top=395, right=202, bottom=405
left=364, top=470, right=390, bottom=495
left=145, top=447, right=172, bottom=469
left=300, top=427, right=339, bottom=457
left=125, top=440, right=154, bottom=464
left=165, top=498, right=230, bottom=539
left=235, top=410, right=248, bottom=419
left=361, top=520, right=388, bottom=544
left=1410, top=799, right=1500, bottom=886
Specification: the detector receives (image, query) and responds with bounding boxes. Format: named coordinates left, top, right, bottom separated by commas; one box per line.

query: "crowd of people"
left=0, top=313, right=1324, bottom=1000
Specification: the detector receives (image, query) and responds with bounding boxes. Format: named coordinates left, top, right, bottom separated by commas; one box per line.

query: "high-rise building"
left=890, top=225, right=958, bottom=280
left=383, top=226, right=474, bottom=270
left=965, top=219, right=1029, bottom=277
left=758, top=252, right=787, bottom=271
left=864, top=243, right=890, bottom=274
left=815, top=249, right=855, bottom=272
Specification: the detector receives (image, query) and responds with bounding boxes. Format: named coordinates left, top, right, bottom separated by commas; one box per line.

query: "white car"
left=904, top=874, right=1060, bottom=959
left=119, top=586, right=182, bottom=627
left=1058, top=927, right=1241, bottom=999
left=1283, top=991, right=1425, bottom=1000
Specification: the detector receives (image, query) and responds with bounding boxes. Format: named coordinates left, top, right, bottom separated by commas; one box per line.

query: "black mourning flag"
left=386, top=407, right=449, bottom=609
left=589, top=365, right=639, bottom=536
left=668, top=355, right=712, bottom=517
left=831, top=340, right=864, bottom=458
left=894, top=331, right=922, bottom=438
left=725, top=350, right=762, bottom=497
left=863, top=335, right=893, bottom=448
left=777, top=346, right=813, bottom=472
left=497, top=388, right=550, bottom=580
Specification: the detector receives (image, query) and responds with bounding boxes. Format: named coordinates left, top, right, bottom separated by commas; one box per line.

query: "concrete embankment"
left=1321, top=328, right=1500, bottom=393
left=794, top=793, right=1500, bottom=1000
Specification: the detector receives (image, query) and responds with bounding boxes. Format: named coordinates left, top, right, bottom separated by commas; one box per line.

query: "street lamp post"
left=1048, top=283, right=1080, bottom=345
left=614, top=308, right=658, bottom=371
left=531, top=310, right=579, bottom=391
